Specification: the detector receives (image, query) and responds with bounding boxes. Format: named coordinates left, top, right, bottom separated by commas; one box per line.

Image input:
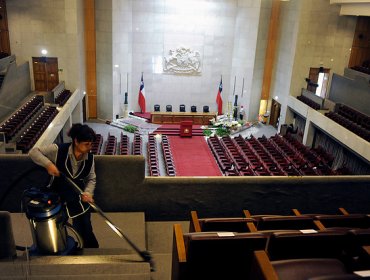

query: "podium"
left=180, top=121, right=193, bottom=137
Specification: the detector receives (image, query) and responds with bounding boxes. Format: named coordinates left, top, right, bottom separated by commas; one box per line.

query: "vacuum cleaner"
left=21, top=187, right=83, bottom=255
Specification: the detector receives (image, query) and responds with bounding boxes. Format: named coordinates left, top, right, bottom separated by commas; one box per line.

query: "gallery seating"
left=256, top=229, right=370, bottom=279
left=297, top=95, right=321, bottom=110
left=0, top=95, right=44, bottom=142
left=16, top=106, right=58, bottom=153
left=351, top=65, right=370, bottom=75
left=251, top=250, right=358, bottom=280
left=325, top=109, right=370, bottom=142
left=189, top=210, right=256, bottom=233
left=177, top=209, right=370, bottom=280
left=255, top=216, right=319, bottom=231
left=54, top=89, right=72, bottom=106
left=172, top=223, right=268, bottom=280
left=314, top=214, right=370, bottom=230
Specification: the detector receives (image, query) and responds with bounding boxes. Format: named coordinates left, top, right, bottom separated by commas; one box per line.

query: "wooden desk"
left=151, top=112, right=216, bottom=125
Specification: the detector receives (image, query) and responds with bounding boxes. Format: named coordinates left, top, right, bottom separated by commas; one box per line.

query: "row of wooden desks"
left=150, top=112, right=216, bottom=125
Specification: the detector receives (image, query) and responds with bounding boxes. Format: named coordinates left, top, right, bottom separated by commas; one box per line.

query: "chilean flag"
left=216, top=77, right=223, bottom=115
left=138, top=73, right=146, bottom=113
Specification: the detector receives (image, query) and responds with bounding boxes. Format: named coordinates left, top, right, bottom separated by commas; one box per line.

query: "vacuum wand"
left=60, top=173, right=155, bottom=271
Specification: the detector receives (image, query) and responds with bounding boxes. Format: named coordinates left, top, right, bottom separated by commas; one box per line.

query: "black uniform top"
left=52, top=143, right=94, bottom=218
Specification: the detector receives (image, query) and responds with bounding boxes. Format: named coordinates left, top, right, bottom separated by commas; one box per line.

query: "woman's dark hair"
left=68, top=123, right=96, bottom=143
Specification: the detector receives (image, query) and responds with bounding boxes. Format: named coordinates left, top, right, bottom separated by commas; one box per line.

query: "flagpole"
left=241, top=77, right=244, bottom=97
left=232, top=76, right=236, bottom=96
left=123, top=73, right=129, bottom=118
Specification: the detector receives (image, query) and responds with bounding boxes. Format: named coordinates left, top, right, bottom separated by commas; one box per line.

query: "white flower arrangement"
left=203, top=116, right=245, bottom=137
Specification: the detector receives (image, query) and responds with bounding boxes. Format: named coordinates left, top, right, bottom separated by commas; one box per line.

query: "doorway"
left=307, top=67, right=330, bottom=98
left=32, top=57, right=59, bottom=91
left=269, top=99, right=281, bottom=129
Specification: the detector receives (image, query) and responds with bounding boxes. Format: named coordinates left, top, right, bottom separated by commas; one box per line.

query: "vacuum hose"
left=60, top=173, right=155, bottom=272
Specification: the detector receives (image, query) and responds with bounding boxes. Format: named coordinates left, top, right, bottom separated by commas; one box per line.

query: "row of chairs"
left=207, top=136, right=233, bottom=173
left=191, top=209, right=370, bottom=233
left=54, top=89, right=72, bottom=106
left=236, top=135, right=291, bottom=176
left=0, top=95, right=44, bottom=142
left=337, top=104, right=370, bottom=130
left=220, top=135, right=255, bottom=176
left=147, top=134, right=160, bottom=176
left=16, top=106, right=58, bottom=153
left=255, top=135, right=303, bottom=176
left=104, top=134, right=117, bottom=155
left=132, top=133, right=142, bottom=155
left=281, top=134, right=336, bottom=174
left=119, top=133, right=130, bottom=155
left=325, top=111, right=370, bottom=142
left=154, top=104, right=210, bottom=113
left=91, top=134, right=103, bottom=155
left=351, top=65, right=370, bottom=75
left=269, top=134, right=338, bottom=175
left=161, top=135, right=176, bottom=176
left=233, top=135, right=280, bottom=176
left=297, top=95, right=321, bottom=110
left=209, top=133, right=340, bottom=176
left=172, top=209, right=370, bottom=280
left=234, top=135, right=307, bottom=176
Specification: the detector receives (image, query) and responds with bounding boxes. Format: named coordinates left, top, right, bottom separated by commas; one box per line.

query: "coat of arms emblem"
left=163, top=46, right=201, bottom=75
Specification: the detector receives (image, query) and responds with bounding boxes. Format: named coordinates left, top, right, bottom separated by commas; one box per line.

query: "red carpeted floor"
left=168, top=136, right=222, bottom=176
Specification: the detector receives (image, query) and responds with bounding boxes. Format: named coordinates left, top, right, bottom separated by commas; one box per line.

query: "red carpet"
left=168, top=136, right=222, bottom=176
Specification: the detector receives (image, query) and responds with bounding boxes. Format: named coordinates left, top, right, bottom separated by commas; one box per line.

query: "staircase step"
left=0, top=254, right=150, bottom=279
left=91, top=212, right=146, bottom=251
left=0, top=275, right=149, bottom=280
left=11, top=212, right=147, bottom=253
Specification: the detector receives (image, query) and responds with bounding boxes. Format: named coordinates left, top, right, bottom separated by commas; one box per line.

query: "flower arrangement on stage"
left=202, top=115, right=244, bottom=137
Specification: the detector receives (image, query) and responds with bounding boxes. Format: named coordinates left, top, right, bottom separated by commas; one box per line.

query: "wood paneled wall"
left=0, top=0, right=10, bottom=56
left=84, top=0, right=97, bottom=118
left=348, top=16, right=370, bottom=68
left=260, top=0, right=281, bottom=102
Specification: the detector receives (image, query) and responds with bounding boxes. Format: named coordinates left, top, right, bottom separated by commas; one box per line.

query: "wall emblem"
left=163, top=46, right=201, bottom=75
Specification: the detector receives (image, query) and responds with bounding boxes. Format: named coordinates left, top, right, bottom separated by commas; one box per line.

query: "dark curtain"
left=314, top=130, right=370, bottom=175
